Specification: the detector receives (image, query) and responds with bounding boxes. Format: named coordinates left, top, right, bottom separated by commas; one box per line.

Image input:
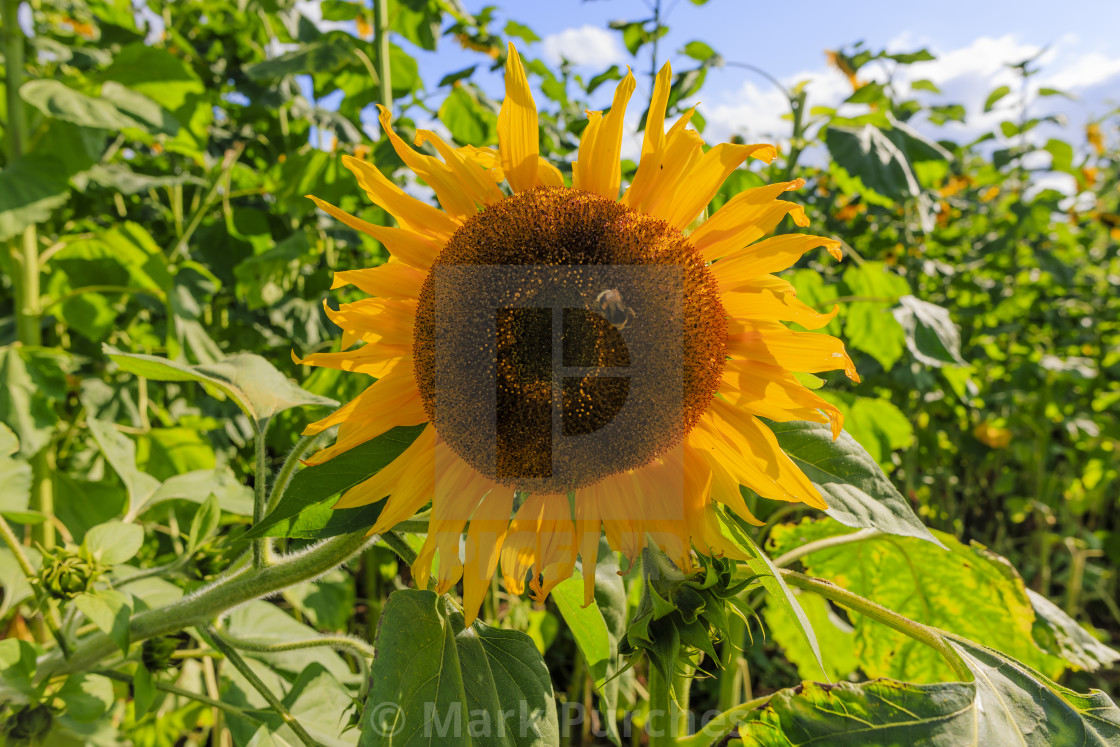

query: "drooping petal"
left=500, top=494, right=578, bottom=603
left=689, top=181, right=809, bottom=262
left=727, top=319, right=860, bottom=382
left=462, top=485, right=514, bottom=626
left=307, top=194, right=444, bottom=270
left=711, top=234, right=842, bottom=290
left=574, top=488, right=603, bottom=606
left=498, top=43, right=542, bottom=193
left=414, top=451, right=491, bottom=593
left=339, top=155, right=459, bottom=243
left=334, top=425, right=434, bottom=517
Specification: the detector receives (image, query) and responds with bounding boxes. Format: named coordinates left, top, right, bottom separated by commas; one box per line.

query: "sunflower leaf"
left=359, top=589, right=559, bottom=746
left=103, top=344, right=337, bottom=433
left=768, top=420, right=943, bottom=547
left=244, top=424, right=425, bottom=540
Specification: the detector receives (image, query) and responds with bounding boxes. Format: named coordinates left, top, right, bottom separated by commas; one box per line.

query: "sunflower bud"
left=141, top=636, right=182, bottom=673
left=37, top=546, right=102, bottom=600
left=3, top=704, right=53, bottom=745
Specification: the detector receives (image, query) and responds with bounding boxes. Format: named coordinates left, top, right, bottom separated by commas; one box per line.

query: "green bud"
left=142, top=635, right=181, bottom=672
left=4, top=704, right=53, bottom=745
left=37, top=546, right=102, bottom=601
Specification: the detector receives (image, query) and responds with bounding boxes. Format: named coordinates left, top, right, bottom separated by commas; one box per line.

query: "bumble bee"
left=595, top=288, right=636, bottom=330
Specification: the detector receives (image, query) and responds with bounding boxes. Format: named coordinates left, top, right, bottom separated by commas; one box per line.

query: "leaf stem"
left=772, top=528, right=882, bottom=568
left=373, top=0, right=392, bottom=111
left=265, top=432, right=321, bottom=516
left=202, top=626, right=319, bottom=747
left=253, top=419, right=271, bottom=568
left=218, top=631, right=375, bottom=698
left=675, top=694, right=772, bottom=747
left=94, top=668, right=265, bottom=722
left=779, top=569, right=972, bottom=681
left=379, top=529, right=417, bottom=565
left=36, top=529, right=374, bottom=681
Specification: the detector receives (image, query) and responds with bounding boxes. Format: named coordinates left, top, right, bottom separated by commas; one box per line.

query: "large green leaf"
left=767, top=520, right=1104, bottom=683
left=0, top=424, right=33, bottom=515
left=20, top=80, right=160, bottom=132
left=103, top=345, right=337, bottom=432
left=893, top=295, right=968, bottom=367
left=767, top=421, right=941, bottom=546
left=0, top=345, right=67, bottom=457
left=733, top=638, right=1120, bottom=746
left=244, top=424, right=425, bottom=539
left=87, top=419, right=162, bottom=519
left=359, top=589, right=558, bottom=746
left=841, top=262, right=910, bottom=370
left=825, top=124, right=921, bottom=205
left=0, top=155, right=71, bottom=242
left=246, top=34, right=357, bottom=80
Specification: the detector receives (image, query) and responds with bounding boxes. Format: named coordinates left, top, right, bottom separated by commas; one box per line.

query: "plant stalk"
left=373, top=0, right=392, bottom=111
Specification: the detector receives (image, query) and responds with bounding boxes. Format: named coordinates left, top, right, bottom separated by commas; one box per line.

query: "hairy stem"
left=95, top=668, right=265, bottom=723
left=36, top=530, right=373, bottom=680
left=203, top=626, right=318, bottom=747
left=373, top=0, right=392, bottom=111
left=252, top=419, right=271, bottom=568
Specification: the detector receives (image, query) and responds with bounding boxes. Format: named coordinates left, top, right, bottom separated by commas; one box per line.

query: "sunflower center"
left=413, top=187, right=726, bottom=493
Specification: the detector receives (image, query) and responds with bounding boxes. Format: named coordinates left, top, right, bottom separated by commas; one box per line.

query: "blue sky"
left=298, top=0, right=1120, bottom=194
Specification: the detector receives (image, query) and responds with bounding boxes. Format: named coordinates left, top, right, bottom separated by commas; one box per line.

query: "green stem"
left=379, top=529, right=417, bottom=565
left=173, top=144, right=244, bottom=258
left=647, top=664, right=676, bottom=747
left=252, top=421, right=270, bottom=567
left=716, top=614, right=745, bottom=714
left=203, top=626, right=318, bottom=747
left=265, top=433, right=321, bottom=515
left=772, top=528, right=881, bottom=569
left=3, top=0, right=27, bottom=162
left=780, top=570, right=972, bottom=681
left=0, top=513, right=68, bottom=654
left=218, top=631, right=374, bottom=698
left=94, top=669, right=265, bottom=723
left=674, top=695, right=771, bottom=747
left=372, top=0, right=392, bottom=111
left=36, top=530, right=373, bottom=681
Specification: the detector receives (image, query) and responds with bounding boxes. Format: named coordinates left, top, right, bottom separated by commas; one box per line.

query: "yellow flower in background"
left=303, top=44, right=857, bottom=623
left=980, top=185, right=1001, bottom=202
left=974, top=422, right=1012, bottom=449
left=1086, top=122, right=1104, bottom=155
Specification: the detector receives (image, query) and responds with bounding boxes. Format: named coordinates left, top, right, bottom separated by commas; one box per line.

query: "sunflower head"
left=303, top=43, right=857, bottom=625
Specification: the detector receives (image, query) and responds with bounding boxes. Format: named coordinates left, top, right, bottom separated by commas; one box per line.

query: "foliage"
left=1, top=1, right=1118, bottom=745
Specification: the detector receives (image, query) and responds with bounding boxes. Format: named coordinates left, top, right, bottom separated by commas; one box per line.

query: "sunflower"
left=301, top=44, right=857, bottom=625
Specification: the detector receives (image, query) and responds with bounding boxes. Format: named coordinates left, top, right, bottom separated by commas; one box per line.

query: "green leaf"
left=87, top=419, right=162, bottom=518
left=767, top=421, right=942, bottom=546
left=893, top=295, right=967, bottom=367
left=984, top=84, right=1012, bottom=112
left=74, top=589, right=133, bottom=654
left=682, top=41, right=718, bottom=63
left=132, top=662, right=156, bottom=717
left=359, top=589, right=559, bottom=746
left=842, top=262, right=911, bottom=369
left=20, top=79, right=152, bottom=131
left=813, top=393, right=914, bottom=465
left=187, top=494, right=221, bottom=553
left=910, top=78, right=941, bottom=93
left=825, top=125, right=921, bottom=205
left=765, top=591, right=859, bottom=682
left=82, top=520, right=145, bottom=566
left=504, top=20, right=540, bottom=43
left=246, top=424, right=425, bottom=539
left=74, top=164, right=205, bottom=195
left=769, top=520, right=1077, bottom=682
left=885, top=48, right=935, bottom=63
left=438, top=84, right=498, bottom=146
left=1038, top=86, right=1075, bottom=100
left=103, top=345, right=337, bottom=433
left=552, top=577, right=612, bottom=685
left=1027, top=589, right=1120, bottom=672
left=54, top=673, right=115, bottom=722
left=0, top=547, right=38, bottom=620
left=1044, top=137, right=1075, bottom=173
left=0, top=638, right=41, bottom=701
left=0, top=155, right=71, bottom=242
left=225, top=601, right=355, bottom=683
left=136, top=467, right=253, bottom=519
left=0, top=424, right=33, bottom=515
left=712, top=507, right=826, bottom=681
left=246, top=34, right=356, bottom=80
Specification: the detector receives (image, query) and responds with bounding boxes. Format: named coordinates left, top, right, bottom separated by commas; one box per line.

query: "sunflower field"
left=2, top=0, right=1119, bottom=745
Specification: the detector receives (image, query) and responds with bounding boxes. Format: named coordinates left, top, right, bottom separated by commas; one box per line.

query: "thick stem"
left=265, top=432, right=321, bottom=515
left=379, top=529, right=417, bottom=565
left=36, top=530, right=373, bottom=680
left=646, top=664, right=675, bottom=747
left=372, top=0, right=392, bottom=111
left=780, top=570, right=972, bottom=681
left=252, top=420, right=271, bottom=568
left=3, top=0, right=27, bottom=162
left=203, top=626, right=319, bottom=747
left=716, top=614, right=745, bottom=714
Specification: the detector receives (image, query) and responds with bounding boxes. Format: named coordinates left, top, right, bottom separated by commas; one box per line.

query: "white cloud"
left=542, top=25, right=625, bottom=68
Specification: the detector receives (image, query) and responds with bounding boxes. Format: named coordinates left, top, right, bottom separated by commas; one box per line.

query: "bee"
left=595, top=288, right=637, bottom=330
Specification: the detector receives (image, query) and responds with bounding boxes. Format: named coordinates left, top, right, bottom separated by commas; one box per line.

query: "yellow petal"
left=727, top=319, right=860, bottom=382
left=377, top=106, right=483, bottom=221
left=307, top=193, right=444, bottom=270
left=661, top=142, right=777, bottom=229
left=689, top=180, right=808, bottom=262
left=500, top=494, right=578, bottom=602
left=574, top=489, right=603, bottom=606
left=571, top=111, right=603, bottom=193
left=321, top=298, right=415, bottom=349
left=292, top=346, right=409, bottom=379
left=498, top=43, right=541, bottom=192
left=712, top=234, right=842, bottom=290
left=335, top=425, right=434, bottom=513
left=581, top=69, right=636, bottom=199
left=536, top=157, right=565, bottom=188
left=721, top=288, right=839, bottom=330
left=462, top=485, right=514, bottom=626
left=415, top=129, right=506, bottom=207
left=625, top=61, right=672, bottom=208
left=339, top=155, right=459, bottom=243
left=626, top=108, right=704, bottom=219
left=331, top=260, right=425, bottom=300
left=720, top=359, right=843, bottom=438
left=303, top=362, right=424, bottom=457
